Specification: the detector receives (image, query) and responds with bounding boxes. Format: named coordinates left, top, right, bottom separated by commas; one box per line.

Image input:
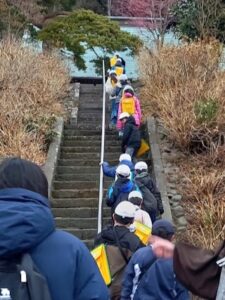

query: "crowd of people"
left=0, top=53, right=223, bottom=300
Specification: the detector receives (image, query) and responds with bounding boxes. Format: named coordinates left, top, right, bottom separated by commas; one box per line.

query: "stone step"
left=55, top=173, right=114, bottom=182
left=54, top=180, right=99, bottom=189
left=61, top=146, right=121, bottom=153
left=84, top=239, right=94, bottom=250
left=52, top=207, right=111, bottom=218
left=60, top=152, right=120, bottom=160
left=52, top=188, right=106, bottom=198
left=64, top=228, right=97, bottom=240
left=58, top=159, right=118, bottom=167
left=56, top=166, right=100, bottom=174
left=51, top=198, right=99, bottom=208
left=55, top=217, right=111, bottom=229
left=62, top=140, right=120, bottom=147
left=63, top=128, right=115, bottom=135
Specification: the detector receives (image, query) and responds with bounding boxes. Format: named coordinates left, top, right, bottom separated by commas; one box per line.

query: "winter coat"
left=174, top=241, right=225, bottom=300
left=121, top=246, right=189, bottom=300
left=134, top=206, right=152, bottom=228
left=94, top=225, right=144, bottom=253
left=0, top=188, right=109, bottom=300
left=135, top=172, right=164, bottom=217
left=120, top=116, right=141, bottom=154
left=102, top=159, right=134, bottom=179
left=134, top=258, right=190, bottom=300
left=106, top=177, right=139, bottom=214
left=117, top=95, right=142, bottom=130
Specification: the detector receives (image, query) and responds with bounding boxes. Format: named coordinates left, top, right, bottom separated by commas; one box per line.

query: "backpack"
left=121, top=96, right=135, bottom=115
left=0, top=253, right=52, bottom=300
left=135, top=181, right=158, bottom=222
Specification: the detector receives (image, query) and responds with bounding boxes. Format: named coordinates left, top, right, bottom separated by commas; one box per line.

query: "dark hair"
left=124, top=89, right=134, bottom=96
left=0, top=157, right=48, bottom=198
left=152, top=227, right=174, bottom=241
left=129, top=197, right=142, bottom=206
left=114, top=214, right=134, bottom=225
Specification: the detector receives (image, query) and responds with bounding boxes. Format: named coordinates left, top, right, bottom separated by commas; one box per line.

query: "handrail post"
left=97, top=59, right=106, bottom=233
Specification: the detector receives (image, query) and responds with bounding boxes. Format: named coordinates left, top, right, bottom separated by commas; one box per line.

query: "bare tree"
left=111, top=0, right=178, bottom=48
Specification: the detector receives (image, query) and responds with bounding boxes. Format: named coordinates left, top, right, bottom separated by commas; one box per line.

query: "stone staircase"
left=51, top=84, right=121, bottom=249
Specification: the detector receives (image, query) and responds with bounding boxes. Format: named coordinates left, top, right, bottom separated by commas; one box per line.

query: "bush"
left=139, top=40, right=225, bottom=152
left=0, top=38, right=70, bottom=164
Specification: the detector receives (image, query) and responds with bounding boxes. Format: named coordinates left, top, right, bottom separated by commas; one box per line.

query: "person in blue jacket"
left=121, top=220, right=189, bottom=300
left=102, top=153, right=134, bottom=179
left=106, top=164, right=139, bottom=215
left=0, top=157, right=109, bottom=300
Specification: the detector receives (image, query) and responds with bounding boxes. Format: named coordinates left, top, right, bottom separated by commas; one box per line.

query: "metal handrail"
left=97, top=59, right=106, bottom=233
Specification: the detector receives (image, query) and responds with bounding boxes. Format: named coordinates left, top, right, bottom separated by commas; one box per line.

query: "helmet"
left=115, top=201, right=136, bottom=218
left=119, top=74, right=128, bottom=81
left=128, top=191, right=143, bottom=200
left=116, top=164, right=130, bottom=177
left=119, top=112, right=130, bottom=120
left=119, top=153, right=131, bottom=162
left=135, top=161, right=148, bottom=171
left=123, top=85, right=134, bottom=93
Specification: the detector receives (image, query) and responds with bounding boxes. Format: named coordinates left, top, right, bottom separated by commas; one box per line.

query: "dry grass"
left=0, top=38, right=70, bottom=164
left=139, top=41, right=225, bottom=151
left=139, top=41, right=225, bottom=249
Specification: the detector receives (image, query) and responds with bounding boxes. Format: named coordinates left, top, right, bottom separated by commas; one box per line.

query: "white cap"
left=119, top=74, right=128, bottom=81
left=116, top=58, right=122, bottom=62
left=119, top=112, right=130, bottom=120
left=116, top=164, right=130, bottom=177
left=135, top=161, right=148, bottom=171
left=115, top=201, right=136, bottom=218
left=119, top=153, right=131, bottom=162
left=128, top=191, right=143, bottom=200
left=109, top=70, right=117, bottom=75
left=123, top=85, right=134, bottom=92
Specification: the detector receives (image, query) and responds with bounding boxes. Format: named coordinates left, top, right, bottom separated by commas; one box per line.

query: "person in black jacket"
left=95, top=200, right=145, bottom=252
left=134, top=161, right=164, bottom=219
left=119, top=113, right=141, bottom=158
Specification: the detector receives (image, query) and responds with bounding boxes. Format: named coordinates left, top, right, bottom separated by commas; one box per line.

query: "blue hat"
left=152, top=220, right=175, bottom=237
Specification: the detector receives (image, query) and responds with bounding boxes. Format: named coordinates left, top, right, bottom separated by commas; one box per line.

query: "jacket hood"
left=0, top=188, right=55, bottom=258
left=115, top=178, right=134, bottom=193
left=100, top=225, right=130, bottom=244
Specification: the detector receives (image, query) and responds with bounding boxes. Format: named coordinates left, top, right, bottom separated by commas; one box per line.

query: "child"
left=134, top=161, right=164, bottom=221
left=128, top=191, right=152, bottom=228
left=117, top=85, right=142, bottom=131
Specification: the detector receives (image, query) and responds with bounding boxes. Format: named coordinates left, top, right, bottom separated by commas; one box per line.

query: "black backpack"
left=0, top=253, right=52, bottom=300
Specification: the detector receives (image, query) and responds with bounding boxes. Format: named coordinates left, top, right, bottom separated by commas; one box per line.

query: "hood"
left=115, top=178, right=134, bottom=193
left=126, top=116, right=136, bottom=126
left=100, top=225, right=130, bottom=244
left=0, top=188, right=55, bottom=258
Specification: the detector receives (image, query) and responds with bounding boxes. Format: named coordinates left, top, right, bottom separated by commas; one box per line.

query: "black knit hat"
left=0, top=157, right=48, bottom=198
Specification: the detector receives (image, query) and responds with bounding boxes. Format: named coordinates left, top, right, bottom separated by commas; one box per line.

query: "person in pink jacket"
left=117, top=85, right=142, bottom=131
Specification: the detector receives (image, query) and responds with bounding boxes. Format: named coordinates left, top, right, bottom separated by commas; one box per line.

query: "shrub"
left=139, top=40, right=225, bottom=152
left=0, top=38, right=70, bottom=164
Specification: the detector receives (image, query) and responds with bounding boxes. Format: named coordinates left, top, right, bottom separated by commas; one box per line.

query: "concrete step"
left=63, top=128, right=116, bottom=135
left=62, top=140, right=120, bottom=147
left=58, top=159, right=118, bottom=167
left=56, top=166, right=100, bottom=174
left=54, top=180, right=99, bottom=189
left=60, top=152, right=120, bottom=160
left=51, top=198, right=99, bottom=208
left=64, top=228, right=97, bottom=240
left=55, top=173, right=113, bottom=182
left=52, top=207, right=111, bottom=218
left=52, top=188, right=106, bottom=198
left=61, top=146, right=121, bottom=153
left=55, top=217, right=111, bottom=229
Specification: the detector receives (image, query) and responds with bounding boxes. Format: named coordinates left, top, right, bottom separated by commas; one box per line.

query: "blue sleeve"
left=105, top=186, right=115, bottom=207
left=73, top=242, right=109, bottom=300
left=121, top=247, right=156, bottom=300
left=102, top=162, right=116, bottom=178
